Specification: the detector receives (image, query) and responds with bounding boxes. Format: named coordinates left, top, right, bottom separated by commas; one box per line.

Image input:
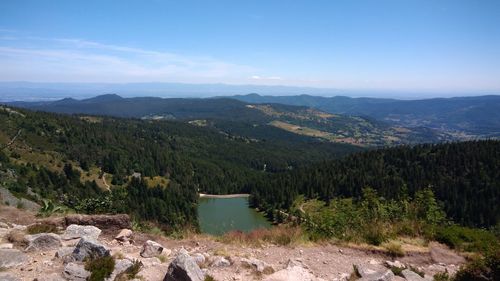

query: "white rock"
left=115, top=229, right=133, bottom=243
left=210, top=256, right=231, bottom=267
left=140, top=240, right=164, bottom=258
left=62, top=224, right=101, bottom=240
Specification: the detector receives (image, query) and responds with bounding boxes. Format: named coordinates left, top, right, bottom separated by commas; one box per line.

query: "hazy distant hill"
left=231, top=94, right=500, bottom=138
left=5, top=94, right=453, bottom=146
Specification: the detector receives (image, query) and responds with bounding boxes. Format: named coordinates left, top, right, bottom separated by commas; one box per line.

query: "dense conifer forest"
left=250, top=140, right=500, bottom=228
left=0, top=106, right=358, bottom=230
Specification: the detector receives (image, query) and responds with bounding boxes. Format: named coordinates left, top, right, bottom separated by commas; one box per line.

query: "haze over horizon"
left=1, top=0, right=500, bottom=98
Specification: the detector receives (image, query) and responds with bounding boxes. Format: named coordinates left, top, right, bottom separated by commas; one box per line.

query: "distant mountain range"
left=5, top=94, right=461, bottom=146
left=230, top=94, right=500, bottom=138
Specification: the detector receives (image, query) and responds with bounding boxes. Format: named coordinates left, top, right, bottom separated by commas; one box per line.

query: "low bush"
left=435, top=225, right=499, bottom=253
left=383, top=241, right=405, bottom=257
left=26, top=223, right=59, bottom=234
left=220, top=226, right=304, bottom=246
left=85, top=256, right=115, bottom=281
left=453, top=249, right=499, bottom=281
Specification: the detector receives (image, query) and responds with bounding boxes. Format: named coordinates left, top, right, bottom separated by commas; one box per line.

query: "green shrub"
left=37, top=199, right=64, bottom=217
left=433, top=271, right=450, bottom=281
left=205, top=275, right=216, bottom=281
left=363, top=226, right=387, bottom=246
left=453, top=250, right=499, bottom=281
left=383, top=242, right=405, bottom=257
left=85, top=256, right=115, bottom=281
left=435, top=225, right=499, bottom=253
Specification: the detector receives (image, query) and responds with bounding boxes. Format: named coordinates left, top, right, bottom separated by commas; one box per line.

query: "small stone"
left=115, top=229, right=133, bottom=244
left=385, top=260, right=405, bottom=269
left=241, top=257, right=274, bottom=274
left=140, top=240, right=164, bottom=258
left=210, top=256, right=231, bottom=267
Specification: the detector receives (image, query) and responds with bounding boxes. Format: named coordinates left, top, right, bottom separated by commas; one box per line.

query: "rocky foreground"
left=0, top=210, right=465, bottom=281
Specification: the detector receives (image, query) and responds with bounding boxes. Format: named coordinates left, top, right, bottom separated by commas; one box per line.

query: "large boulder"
left=71, top=237, right=110, bottom=262
left=62, top=224, right=101, bottom=240
left=0, top=248, right=28, bottom=268
left=163, top=253, right=205, bottom=281
left=63, top=262, right=90, bottom=281
left=140, top=240, right=164, bottom=258
left=24, top=233, right=62, bottom=251
left=64, top=214, right=131, bottom=233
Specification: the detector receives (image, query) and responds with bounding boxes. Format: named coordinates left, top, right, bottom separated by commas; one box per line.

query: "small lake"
left=198, top=196, right=272, bottom=235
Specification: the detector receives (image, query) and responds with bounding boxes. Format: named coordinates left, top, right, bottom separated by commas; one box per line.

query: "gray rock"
left=0, top=249, right=28, bottom=268
left=115, top=228, right=133, bottom=243
left=63, top=262, right=91, bottom=281
left=210, top=256, right=231, bottom=267
left=0, top=272, right=20, bottom=281
left=24, top=233, right=62, bottom=251
left=385, top=260, right=405, bottom=269
left=62, top=224, right=101, bottom=240
left=354, top=263, right=394, bottom=281
left=71, top=237, right=110, bottom=262
left=106, top=259, right=134, bottom=281
left=163, top=253, right=205, bottom=281
left=140, top=240, right=164, bottom=258
left=192, top=253, right=206, bottom=266
left=0, top=222, right=9, bottom=228
left=402, top=269, right=426, bottom=281
left=241, top=257, right=274, bottom=273
left=55, top=246, right=75, bottom=259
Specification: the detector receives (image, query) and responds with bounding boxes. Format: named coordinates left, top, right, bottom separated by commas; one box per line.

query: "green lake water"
left=198, top=197, right=272, bottom=235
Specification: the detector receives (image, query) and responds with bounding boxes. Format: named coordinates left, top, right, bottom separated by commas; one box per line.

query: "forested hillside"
left=0, top=106, right=358, bottom=230
left=251, top=140, right=500, bottom=228
left=7, top=94, right=454, bottom=146
left=232, top=94, right=500, bottom=138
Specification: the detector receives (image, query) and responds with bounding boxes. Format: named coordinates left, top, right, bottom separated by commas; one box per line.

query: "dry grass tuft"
left=219, top=226, right=304, bottom=247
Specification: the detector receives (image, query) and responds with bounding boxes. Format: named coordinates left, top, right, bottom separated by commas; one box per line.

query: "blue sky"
left=0, top=0, right=499, bottom=93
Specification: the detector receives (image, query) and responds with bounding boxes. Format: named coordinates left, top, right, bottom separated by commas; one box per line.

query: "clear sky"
left=0, top=0, right=499, bottom=93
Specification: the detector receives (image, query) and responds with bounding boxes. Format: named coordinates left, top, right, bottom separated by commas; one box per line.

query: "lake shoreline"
left=199, top=193, right=250, bottom=198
